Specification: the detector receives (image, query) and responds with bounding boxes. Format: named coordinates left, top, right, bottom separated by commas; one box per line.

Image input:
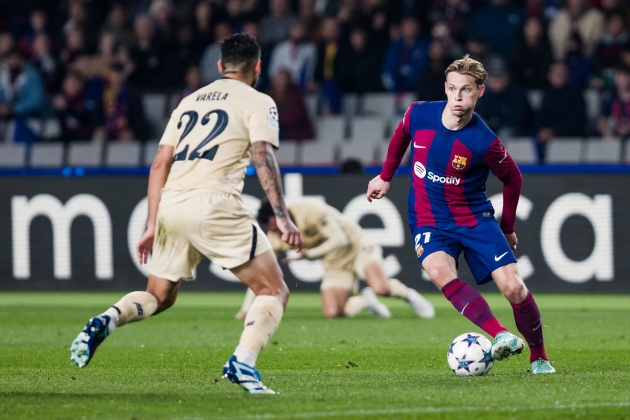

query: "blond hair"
left=445, top=54, right=488, bottom=86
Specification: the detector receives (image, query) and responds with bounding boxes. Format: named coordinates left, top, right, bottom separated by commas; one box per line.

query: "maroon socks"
left=511, top=292, right=547, bottom=362
left=441, top=279, right=508, bottom=338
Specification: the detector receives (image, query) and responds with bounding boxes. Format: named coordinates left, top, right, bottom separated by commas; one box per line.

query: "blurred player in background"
left=70, top=34, right=303, bottom=394
left=236, top=198, right=435, bottom=320
left=366, top=55, right=555, bottom=374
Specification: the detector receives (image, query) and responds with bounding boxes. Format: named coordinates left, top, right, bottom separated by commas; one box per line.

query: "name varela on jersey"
left=158, top=78, right=280, bottom=203
left=196, top=91, right=229, bottom=101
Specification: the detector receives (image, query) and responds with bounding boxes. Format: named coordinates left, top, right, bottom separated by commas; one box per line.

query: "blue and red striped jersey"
left=380, top=101, right=522, bottom=233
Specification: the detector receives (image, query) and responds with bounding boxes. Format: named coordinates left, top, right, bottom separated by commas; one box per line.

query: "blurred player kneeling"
left=236, top=198, right=435, bottom=320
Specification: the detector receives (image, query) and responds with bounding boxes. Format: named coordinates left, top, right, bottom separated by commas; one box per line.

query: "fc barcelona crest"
left=452, top=155, right=467, bottom=170
left=416, top=245, right=424, bottom=258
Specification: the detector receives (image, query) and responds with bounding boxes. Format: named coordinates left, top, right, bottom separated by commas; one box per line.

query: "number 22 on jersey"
left=173, top=109, right=229, bottom=162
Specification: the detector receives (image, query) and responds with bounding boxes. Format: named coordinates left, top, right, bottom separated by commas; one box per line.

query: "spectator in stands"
left=429, top=0, right=471, bottom=43
left=53, top=71, right=98, bottom=142
left=599, top=65, right=630, bottom=139
left=94, top=62, right=148, bottom=142
left=509, top=16, right=554, bottom=89
left=431, top=20, right=464, bottom=59
left=314, top=18, right=342, bottom=114
left=0, top=48, right=45, bottom=143
left=103, top=3, right=132, bottom=46
left=535, top=62, right=586, bottom=161
left=63, top=0, right=97, bottom=52
left=475, top=58, right=532, bottom=138
left=225, top=0, right=245, bottom=33
left=19, top=9, right=53, bottom=57
left=415, top=40, right=450, bottom=102
left=336, top=27, right=384, bottom=94
left=259, top=0, right=296, bottom=47
left=192, top=1, right=215, bottom=55
left=590, top=11, right=630, bottom=89
left=162, top=25, right=201, bottom=89
left=30, top=34, right=57, bottom=93
left=465, top=0, right=525, bottom=59
left=149, top=0, right=174, bottom=40
left=382, top=17, right=429, bottom=93
left=179, top=66, right=204, bottom=103
left=0, top=32, right=16, bottom=61
left=200, top=22, right=233, bottom=85
left=268, top=68, right=314, bottom=141
left=59, top=29, right=87, bottom=68
left=129, top=15, right=163, bottom=90
left=299, top=0, right=323, bottom=44
left=269, top=21, right=317, bottom=92
left=549, top=0, right=605, bottom=61
left=465, top=34, right=488, bottom=64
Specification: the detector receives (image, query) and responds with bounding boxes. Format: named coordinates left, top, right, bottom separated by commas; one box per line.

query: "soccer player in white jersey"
left=70, top=34, right=303, bottom=394
left=236, top=198, right=435, bottom=320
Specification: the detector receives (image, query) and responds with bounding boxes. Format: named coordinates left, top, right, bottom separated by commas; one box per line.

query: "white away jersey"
left=159, top=78, right=279, bottom=206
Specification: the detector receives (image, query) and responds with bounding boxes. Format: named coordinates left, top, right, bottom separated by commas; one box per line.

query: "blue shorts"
left=412, top=221, right=517, bottom=285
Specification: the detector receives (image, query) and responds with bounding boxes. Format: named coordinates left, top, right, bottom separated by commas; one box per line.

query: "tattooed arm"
left=252, top=141, right=303, bottom=249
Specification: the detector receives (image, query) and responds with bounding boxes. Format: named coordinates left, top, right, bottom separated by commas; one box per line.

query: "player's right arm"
left=137, top=112, right=177, bottom=264
left=137, top=144, right=174, bottom=264
left=252, top=141, right=302, bottom=249
left=366, top=102, right=416, bottom=202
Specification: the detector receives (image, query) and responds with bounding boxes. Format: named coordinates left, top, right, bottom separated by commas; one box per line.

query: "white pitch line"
left=181, top=401, right=630, bottom=420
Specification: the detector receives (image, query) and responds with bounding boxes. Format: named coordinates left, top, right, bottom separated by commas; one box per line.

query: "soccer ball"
left=447, top=332, right=494, bottom=376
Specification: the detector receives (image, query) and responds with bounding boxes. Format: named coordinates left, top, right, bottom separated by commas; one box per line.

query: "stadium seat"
left=342, top=93, right=359, bottom=117
left=304, top=93, right=320, bottom=122
left=315, top=116, right=346, bottom=142
left=67, top=142, right=103, bottom=167
left=374, top=141, right=410, bottom=165
left=362, top=93, right=396, bottom=121
left=274, top=140, right=299, bottom=166
left=340, top=141, right=377, bottom=164
left=143, top=94, right=168, bottom=138
left=584, top=138, right=621, bottom=163
left=105, top=141, right=142, bottom=167
left=300, top=141, right=336, bottom=165
left=546, top=138, right=583, bottom=164
left=583, top=90, right=602, bottom=133
left=526, top=89, right=543, bottom=112
left=143, top=141, right=159, bottom=166
left=30, top=143, right=65, bottom=167
left=0, top=143, right=27, bottom=168
left=625, top=140, right=630, bottom=163
left=350, top=117, right=385, bottom=142
left=27, top=118, right=62, bottom=140
left=504, top=138, right=537, bottom=164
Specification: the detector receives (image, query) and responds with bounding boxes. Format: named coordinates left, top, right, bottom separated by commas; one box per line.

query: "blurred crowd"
left=0, top=0, right=629, bottom=147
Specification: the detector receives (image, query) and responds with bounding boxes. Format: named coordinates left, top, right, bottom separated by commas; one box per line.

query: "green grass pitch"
left=1, top=292, right=629, bottom=420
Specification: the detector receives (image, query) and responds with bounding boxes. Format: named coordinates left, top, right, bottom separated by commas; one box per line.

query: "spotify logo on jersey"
left=414, top=162, right=426, bottom=178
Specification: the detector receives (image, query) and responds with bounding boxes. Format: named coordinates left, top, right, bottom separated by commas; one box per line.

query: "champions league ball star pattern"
left=447, top=332, right=494, bottom=376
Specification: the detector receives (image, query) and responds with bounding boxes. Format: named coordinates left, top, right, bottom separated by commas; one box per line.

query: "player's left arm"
left=482, top=138, right=522, bottom=250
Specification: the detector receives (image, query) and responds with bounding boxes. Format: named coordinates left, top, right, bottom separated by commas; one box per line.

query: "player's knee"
left=504, top=282, right=527, bottom=303
left=323, top=307, right=343, bottom=318
left=427, top=266, right=450, bottom=285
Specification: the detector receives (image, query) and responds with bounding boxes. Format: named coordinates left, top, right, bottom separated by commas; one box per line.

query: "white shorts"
left=320, top=238, right=383, bottom=292
left=150, top=192, right=271, bottom=282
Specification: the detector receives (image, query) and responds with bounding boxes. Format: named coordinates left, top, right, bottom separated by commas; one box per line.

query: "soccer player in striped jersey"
left=366, top=55, right=555, bottom=374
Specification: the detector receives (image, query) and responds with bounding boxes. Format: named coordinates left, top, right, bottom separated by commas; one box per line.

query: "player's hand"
left=366, top=175, right=390, bottom=202
left=281, top=250, right=307, bottom=264
left=136, top=228, right=155, bottom=265
left=277, top=217, right=303, bottom=250
left=504, top=232, right=518, bottom=251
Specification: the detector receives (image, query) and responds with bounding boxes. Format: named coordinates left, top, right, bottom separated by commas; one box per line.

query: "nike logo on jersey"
left=498, top=150, right=507, bottom=164
left=494, top=252, right=509, bottom=261
left=413, top=143, right=426, bottom=148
